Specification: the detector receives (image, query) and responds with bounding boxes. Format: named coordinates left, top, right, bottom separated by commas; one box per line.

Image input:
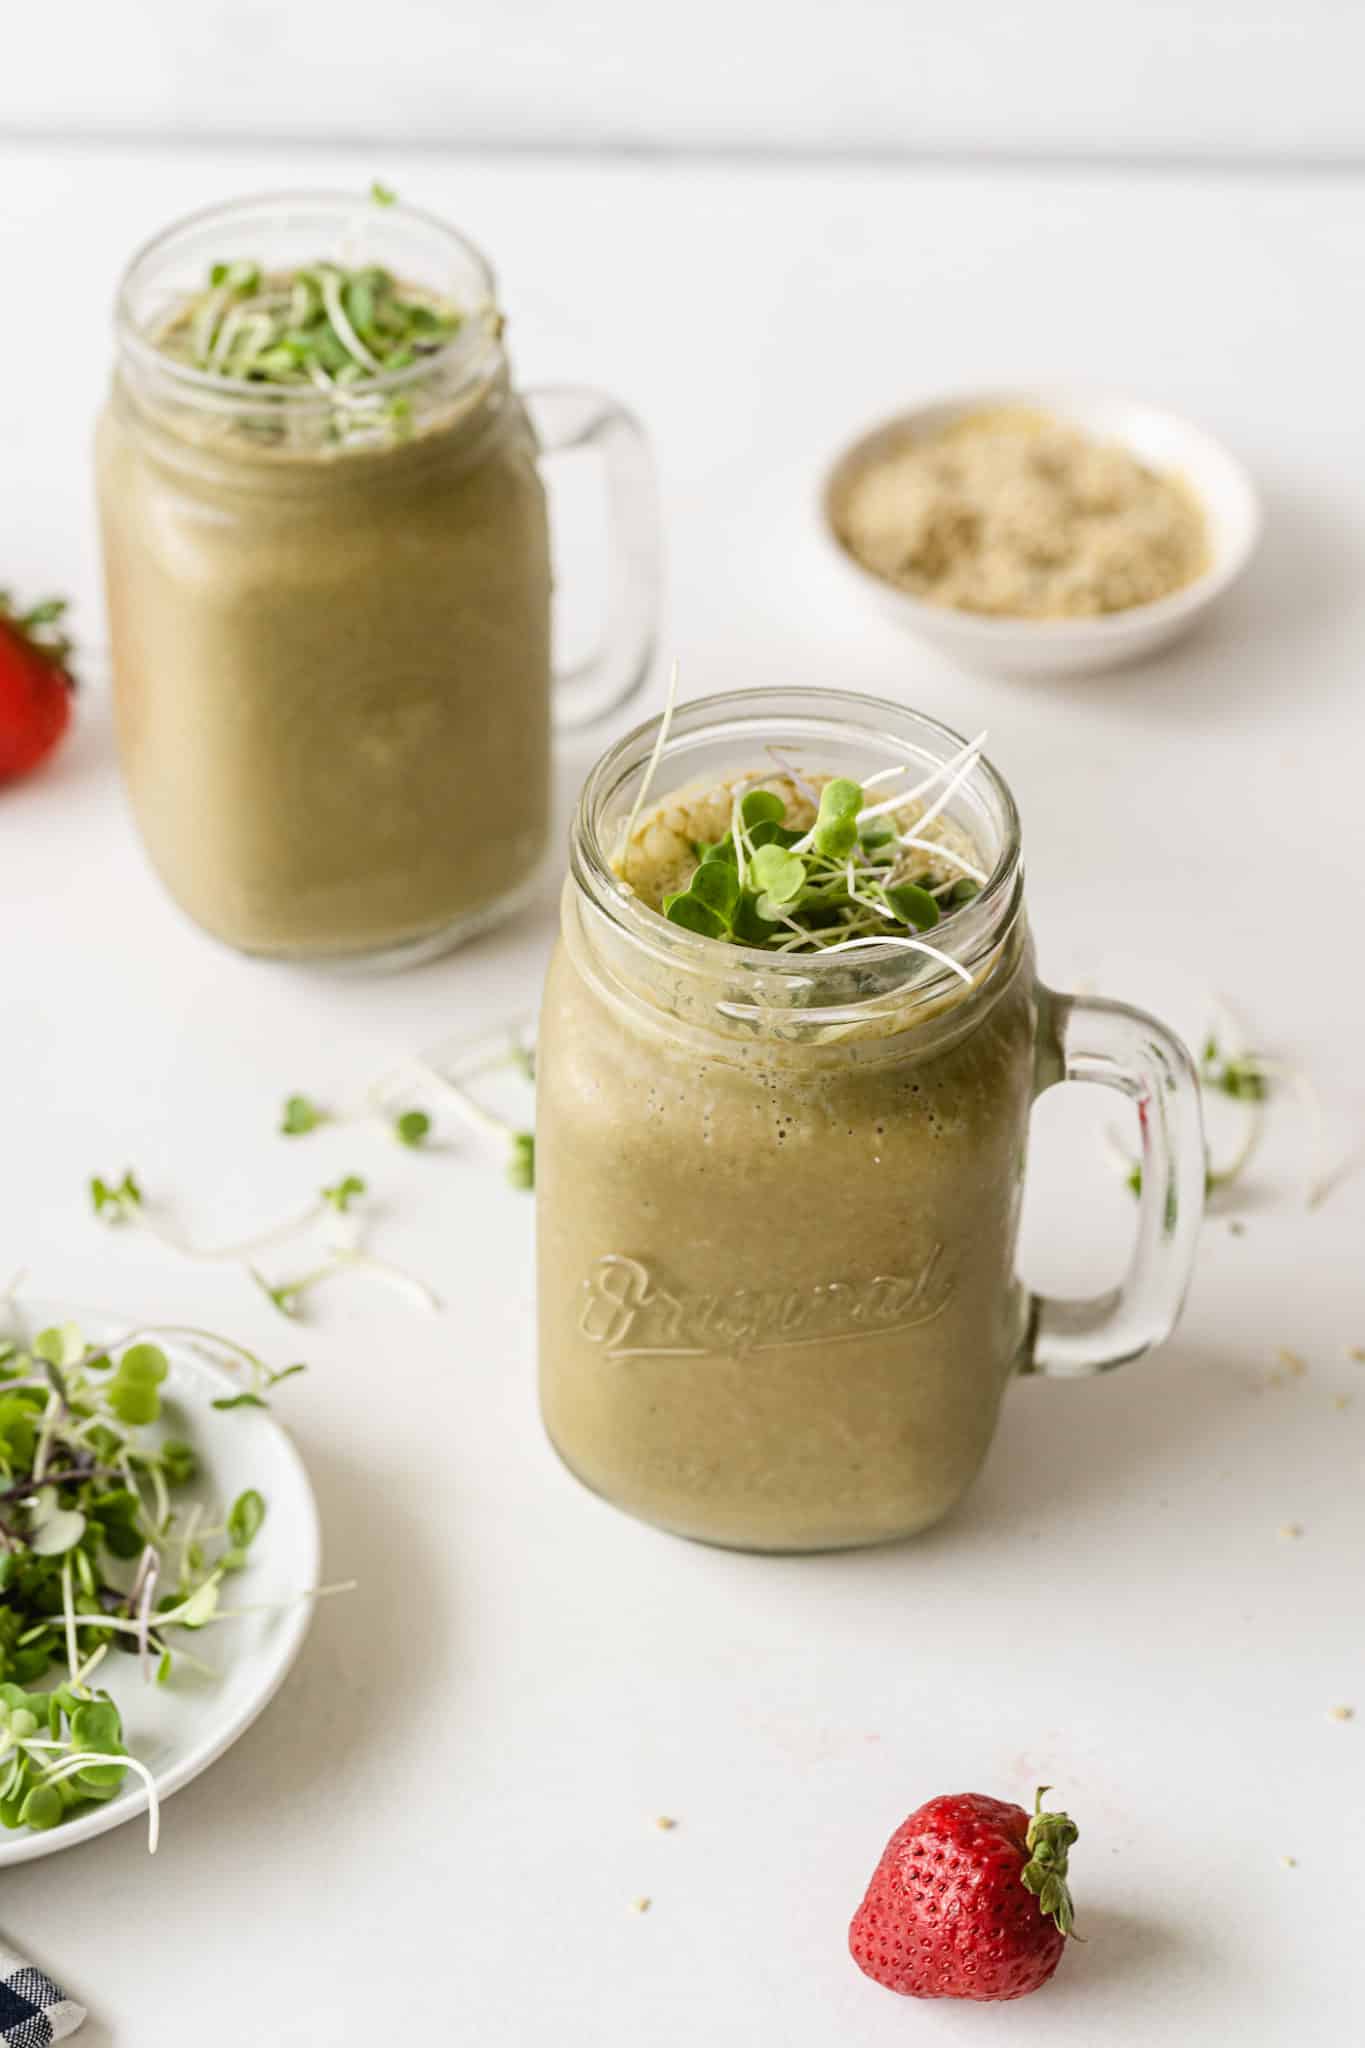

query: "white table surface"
left=1, top=143, right=1362, bottom=2045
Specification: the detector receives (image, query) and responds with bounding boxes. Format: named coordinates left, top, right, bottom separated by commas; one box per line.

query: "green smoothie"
left=97, top=231, right=552, bottom=960
left=537, top=765, right=1042, bottom=1551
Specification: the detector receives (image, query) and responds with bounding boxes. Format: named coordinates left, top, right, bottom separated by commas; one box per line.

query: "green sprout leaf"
left=663, top=894, right=727, bottom=939
left=227, top=1489, right=266, bottom=1551
left=394, top=1109, right=432, bottom=1148
left=158, top=1439, right=197, bottom=1485
left=177, top=1579, right=222, bottom=1630
left=689, top=860, right=741, bottom=921
left=748, top=844, right=806, bottom=905
left=322, top=1174, right=367, bottom=1211
left=810, top=778, right=863, bottom=860
left=265, top=1362, right=308, bottom=1388
left=507, top=1132, right=535, bottom=1191
left=210, top=1392, right=269, bottom=1412
left=25, top=1489, right=87, bottom=1558
left=107, top=1344, right=169, bottom=1426
left=33, top=1324, right=84, bottom=1371
left=883, top=881, right=941, bottom=931
left=250, top=1269, right=300, bottom=1321
left=90, top=1170, right=142, bottom=1223
left=279, top=1094, right=326, bottom=1137
left=370, top=180, right=397, bottom=207
left=739, top=789, right=786, bottom=831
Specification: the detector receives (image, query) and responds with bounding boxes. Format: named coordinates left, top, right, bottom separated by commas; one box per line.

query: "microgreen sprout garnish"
left=279, top=1094, right=327, bottom=1137
left=0, top=1302, right=338, bottom=1849
left=156, top=196, right=465, bottom=445
left=507, top=1133, right=536, bottom=1191
left=1110, top=996, right=1330, bottom=1209
left=616, top=694, right=990, bottom=975
left=386, top=1060, right=535, bottom=1191
left=88, top=1155, right=438, bottom=1318
left=394, top=1110, right=431, bottom=1149
left=90, top=1171, right=142, bottom=1224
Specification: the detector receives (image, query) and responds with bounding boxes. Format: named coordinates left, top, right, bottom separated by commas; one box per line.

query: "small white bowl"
left=820, top=388, right=1262, bottom=678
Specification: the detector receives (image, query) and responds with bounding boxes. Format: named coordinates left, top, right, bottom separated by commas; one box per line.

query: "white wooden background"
left=3, top=0, right=1361, bottom=163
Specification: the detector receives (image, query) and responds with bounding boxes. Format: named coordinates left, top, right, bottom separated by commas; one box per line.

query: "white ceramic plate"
left=820, top=387, right=1262, bottom=677
left=0, top=1327, right=321, bottom=1867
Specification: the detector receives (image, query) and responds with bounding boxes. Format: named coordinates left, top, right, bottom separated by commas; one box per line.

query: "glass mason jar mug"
left=536, top=689, right=1206, bottom=1552
left=96, top=193, right=659, bottom=964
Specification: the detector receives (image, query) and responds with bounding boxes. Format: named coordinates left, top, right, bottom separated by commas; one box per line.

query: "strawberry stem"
left=0, top=591, right=74, bottom=671
left=1021, top=1784, right=1079, bottom=1937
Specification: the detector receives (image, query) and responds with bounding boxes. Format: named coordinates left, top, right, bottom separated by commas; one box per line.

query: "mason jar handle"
left=526, top=385, right=661, bottom=731
left=1024, top=991, right=1205, bottom=1378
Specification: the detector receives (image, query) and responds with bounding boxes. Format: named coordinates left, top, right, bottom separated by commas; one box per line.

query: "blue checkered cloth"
left=0, top=1946, right=83, bottom=2045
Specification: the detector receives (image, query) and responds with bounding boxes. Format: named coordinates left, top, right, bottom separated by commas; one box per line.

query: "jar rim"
left=113, top=189, right=501, bottom=417
left=570, top=685, right=1024, bottom=1024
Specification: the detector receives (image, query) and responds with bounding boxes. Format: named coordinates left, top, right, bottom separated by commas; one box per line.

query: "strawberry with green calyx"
left=849, top=1784, right=1080, bottom=2002
left=0, top=591, right=76, bottom=785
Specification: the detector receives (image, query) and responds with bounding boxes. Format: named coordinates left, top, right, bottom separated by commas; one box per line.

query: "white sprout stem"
left=53, top=1574, right=360, bottom=1637
left=860, top=763, right=911, bottom=791
left=845, top=860, right=889, bottom=922
left=132, top=1200, right=326, bottom=1265
left=377, top=1023, right=536, bottom=1101
left=178, top=1504, right=204, bottom=1594
left=896, top=738, right=989, bottom=844
left=404, top=1059, right=514, bottom=1141
left=855, top=729, right=988, bottom=825
left=331, top=1250, right=442, bottom=1314
left=764, top=746, right=821, bottom=805
left=816, top=935, right=975, bottom=985
left=136, top=1555, right=161, bottom=1683
left=1206, top=1105, right=1265, bottom=1192
left=896, top=835, right=988, bottom=884
left=38, top=1751, right=161, bottom=1853
left=72, top=1640, right=110, bottom=1694
left=61, top=1558, right=80, bottom=1688
left=617, top=658, right=681, bottom=876
left=1241, top=1055, right=1330, bottom=1210
left=210, top=1579, right=357, bottom=1621
left=318, top=266, right=382, bottom=372
left=146, top=1457, right=170, bottom=1537
left=147, top=1631, right=217, bottom=1681
left=208, top=305, right=245, bottom=373
left=31, top=1389, right=63, bottom=1487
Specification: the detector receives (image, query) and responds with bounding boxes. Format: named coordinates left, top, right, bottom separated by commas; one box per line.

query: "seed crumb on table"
left=1279, top=1522, right=1304, bottom=1540
left=1277, top=1348, right=1308, bottom=1377
left=1327, top=1705, right=1355, bottom=1723
left=630, top=1896, right=652, bottom=1914
left=654, top=1816, right=678, bottom=1831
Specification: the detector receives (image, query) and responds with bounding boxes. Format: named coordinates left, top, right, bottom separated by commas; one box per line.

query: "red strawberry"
left=849, top=1786, right=1078, bottom=2002
left=0, top=592, right=75, bottom=785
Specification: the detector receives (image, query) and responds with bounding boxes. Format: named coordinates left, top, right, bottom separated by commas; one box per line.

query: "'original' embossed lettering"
left=577, top=1249, right=954, bottom=1361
